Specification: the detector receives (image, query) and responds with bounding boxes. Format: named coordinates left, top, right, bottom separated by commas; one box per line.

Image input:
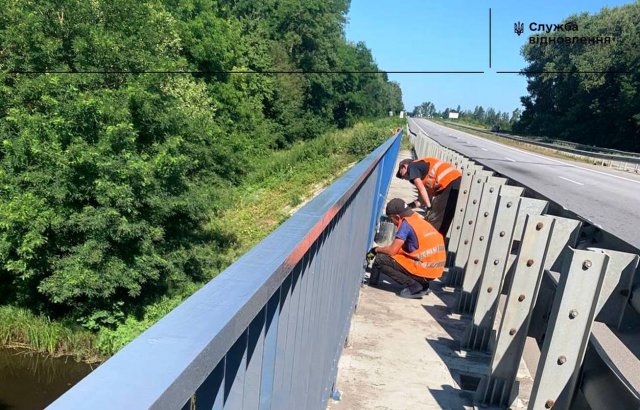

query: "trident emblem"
left=514, top=21, right=524, bottom=36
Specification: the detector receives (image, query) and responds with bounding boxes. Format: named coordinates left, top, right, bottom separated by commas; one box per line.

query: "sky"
left=345, top=0, right=635, bottom=115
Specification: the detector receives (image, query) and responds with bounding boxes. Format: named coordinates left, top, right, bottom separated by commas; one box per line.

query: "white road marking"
left=505, top=157, right=516, bottom=162
left=411, top=119, right=640, bottom=186
left=481, top=148, right=489, bottom=151
left=558, top=176, right=584, bottom=186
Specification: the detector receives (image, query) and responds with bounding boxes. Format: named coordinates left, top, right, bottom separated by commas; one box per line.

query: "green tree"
left=516, top=3, right=640, bottom=151
left=473, top=106, right=485, bottom=122
left=412, top=101, right=437, bottom=117
left=0, top=0, right=404, bottom=330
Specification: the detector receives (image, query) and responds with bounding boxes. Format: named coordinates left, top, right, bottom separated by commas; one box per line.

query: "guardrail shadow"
left=427, top=384, right=475, bottom=409
left=419, top=279, right=494, bottom=406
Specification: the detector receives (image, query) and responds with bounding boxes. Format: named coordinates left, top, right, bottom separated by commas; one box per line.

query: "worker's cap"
left=395, top=159, right=413, bottom=178
left=385, top=198, right=413, bottom=217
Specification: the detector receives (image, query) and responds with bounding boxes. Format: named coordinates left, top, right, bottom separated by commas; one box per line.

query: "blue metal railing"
left=50, top=130, right=403, bottom=410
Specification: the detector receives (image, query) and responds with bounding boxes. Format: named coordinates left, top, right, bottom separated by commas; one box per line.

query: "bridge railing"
left=50, top=130, right=402, bottom=410
left=408, top=122, right=640, bottom=409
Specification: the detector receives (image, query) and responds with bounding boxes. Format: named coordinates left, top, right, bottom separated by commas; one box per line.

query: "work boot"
left=398, top=283, right=426, bottom=299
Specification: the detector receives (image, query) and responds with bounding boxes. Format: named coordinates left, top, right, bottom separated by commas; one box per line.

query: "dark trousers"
left=371, top=254, right=430, bottom=290
left=427, top=177, right=461, bottom=236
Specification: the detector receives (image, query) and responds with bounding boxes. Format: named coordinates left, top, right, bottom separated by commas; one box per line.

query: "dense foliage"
left=0, top=0, right=403, bottom=332
left=515, top=3, right=640, bottom=151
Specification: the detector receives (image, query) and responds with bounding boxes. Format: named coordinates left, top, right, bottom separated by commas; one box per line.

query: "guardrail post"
left=413, top=133, right=421, bottom=155
left=446, top=163, right=478, bottom=266
left=443, top=157, right=468, bottom=243
left=542, top=217, right=582, bottom=271
left=457, top=176, right=507, bottom=313
left=589, top=248, right=639, bottom=329
left=528, top=249, right=610, bottom=410
left=447, top=170, right=494, bottom=287
left=500, top=198, right=549, bottom=293
left=526, top=216, right=581, bottom=342
left=419, top=131, right=432, bottom=156
left=499, top=185, right=525, bottom=198
left=414, top=131, right=423, bottom=156
left=427, top=136, right=435, bottom=157
left=445, top=150, right=454, bottom=163
left=512, top=200, right=549, bottom=243
left=464, top=194, right=521, bottom=351
left=420, top=134, right=429, bottom=157
left=478, top=215, right=555, bottom=407
left=452, top=154, right=464, bottom=170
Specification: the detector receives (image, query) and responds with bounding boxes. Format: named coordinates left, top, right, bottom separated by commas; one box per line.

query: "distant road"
left=409, top=118, right=640, bottom=250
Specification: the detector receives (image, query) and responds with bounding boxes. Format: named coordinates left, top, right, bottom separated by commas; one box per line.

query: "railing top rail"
left=50, top=131, right=402, bottom=410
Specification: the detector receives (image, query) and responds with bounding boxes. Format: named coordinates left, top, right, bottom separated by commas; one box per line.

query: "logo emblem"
left=514, top=21, right=524, bottom=36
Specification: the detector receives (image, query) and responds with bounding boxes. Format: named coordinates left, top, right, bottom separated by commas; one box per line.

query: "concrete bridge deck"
left=329, top=150, right=534, bottom=409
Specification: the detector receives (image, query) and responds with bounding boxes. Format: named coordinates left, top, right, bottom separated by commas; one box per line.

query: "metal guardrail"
left=49, top=131, right=402, bottom=410
left=440, top=121, right=640, bottom=173
left=409, top=124, right=640, bottom=409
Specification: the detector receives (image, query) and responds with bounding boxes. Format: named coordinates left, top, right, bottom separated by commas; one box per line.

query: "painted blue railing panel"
left=49, top=131, right=402, bottom=410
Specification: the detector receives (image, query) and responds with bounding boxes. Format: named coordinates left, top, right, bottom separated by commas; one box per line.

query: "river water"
left=0, top=348, right=94, bottom=409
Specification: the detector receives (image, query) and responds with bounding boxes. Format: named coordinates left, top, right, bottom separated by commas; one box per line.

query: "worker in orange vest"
left=369, top=198, right=446, bottom=299
left=396, top=157, right=462, bottom=236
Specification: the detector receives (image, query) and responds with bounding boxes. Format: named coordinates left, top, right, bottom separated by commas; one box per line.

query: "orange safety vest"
left=392, top=213, right=446, bottom=279
left=412, top=157, right=461, bottom=194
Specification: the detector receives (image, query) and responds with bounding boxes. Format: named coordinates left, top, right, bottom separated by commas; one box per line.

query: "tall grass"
left=0, top=306, right=103, bottom=362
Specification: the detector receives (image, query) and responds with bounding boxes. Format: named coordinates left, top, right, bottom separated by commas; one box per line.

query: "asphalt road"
left=409, top=118, right=640, bottom=250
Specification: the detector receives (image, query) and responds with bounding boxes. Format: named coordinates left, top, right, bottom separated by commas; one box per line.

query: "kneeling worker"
left=370, top=198, right=446, bottom=299
left=396, top=157, right=461, bottom=236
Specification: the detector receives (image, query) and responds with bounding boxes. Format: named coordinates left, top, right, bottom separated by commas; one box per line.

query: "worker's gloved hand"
left=415, top=205, right=430, bottom=218
left=366, top=247, right=377, bottom=261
